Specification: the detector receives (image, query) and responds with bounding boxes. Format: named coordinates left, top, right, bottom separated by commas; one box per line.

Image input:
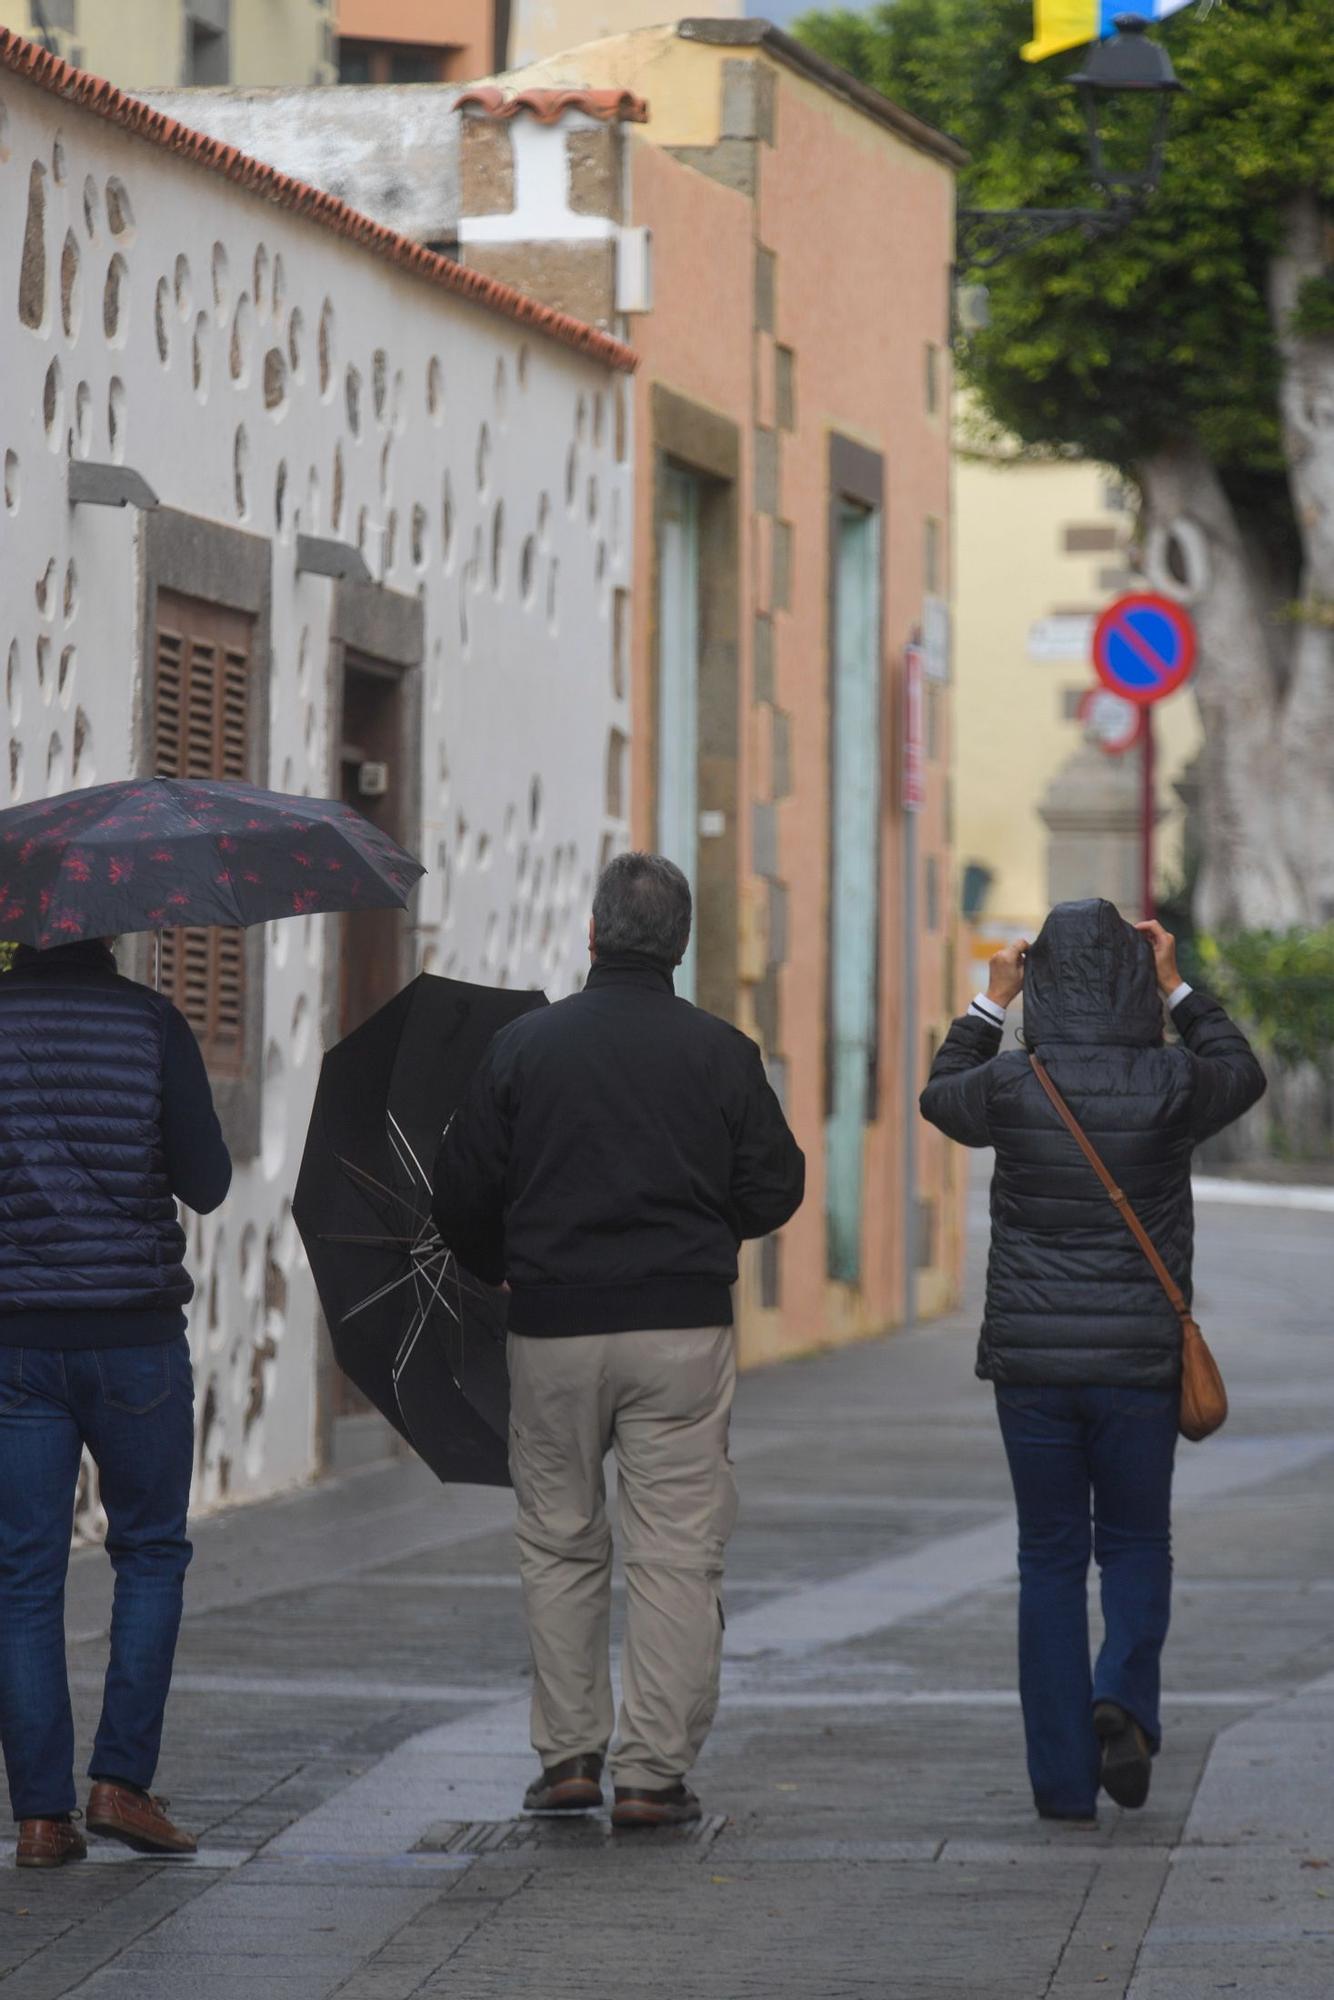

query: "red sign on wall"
left=903, top=643, right=926, bottom=813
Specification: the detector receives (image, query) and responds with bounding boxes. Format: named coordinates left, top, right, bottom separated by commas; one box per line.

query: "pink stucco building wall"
left=337, top=0, right=499, bottom=77
left=606, top=28, right=967, bottom=1360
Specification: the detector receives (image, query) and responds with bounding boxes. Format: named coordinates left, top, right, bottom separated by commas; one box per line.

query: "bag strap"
left=1028, top=1053, right=1191, bottom=1324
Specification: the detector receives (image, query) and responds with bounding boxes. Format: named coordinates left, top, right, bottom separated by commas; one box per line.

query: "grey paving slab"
left=1129, top=1671, right=1334, bottom=1995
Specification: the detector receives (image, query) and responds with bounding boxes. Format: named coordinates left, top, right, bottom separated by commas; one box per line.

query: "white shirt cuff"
left=1166, top=981, right=1192, bottom=1010
left=968, top=992, right=1006, bottom=1027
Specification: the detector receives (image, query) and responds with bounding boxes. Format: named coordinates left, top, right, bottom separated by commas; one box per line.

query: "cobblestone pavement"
left=2, top=1170, right=1332, bottom=1999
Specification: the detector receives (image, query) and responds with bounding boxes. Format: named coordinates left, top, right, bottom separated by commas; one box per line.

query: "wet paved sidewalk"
left=2, top=1173, right=1333, bottom=1999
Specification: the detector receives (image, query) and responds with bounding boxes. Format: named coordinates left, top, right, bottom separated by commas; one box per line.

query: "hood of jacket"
left=1022, top=899, right=1162, bottom=1048
left=11, top=939, right=116, bottom=978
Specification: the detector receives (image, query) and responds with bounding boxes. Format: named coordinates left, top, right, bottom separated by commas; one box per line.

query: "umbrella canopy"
left=293, top=973, right=546, bottom=1486
left=0, top=777, right=423, bottom=948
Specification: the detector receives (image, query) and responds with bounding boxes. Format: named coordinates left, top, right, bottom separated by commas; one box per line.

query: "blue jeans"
left=0, top=1339, right=194, bottom=1820
left=995, top=1383, right=1177, bottom=1818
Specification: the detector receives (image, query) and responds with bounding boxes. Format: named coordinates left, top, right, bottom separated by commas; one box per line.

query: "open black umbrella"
left=293, top=973, right=546, bottom=1485
left=0, top=776, right=423, bottom=946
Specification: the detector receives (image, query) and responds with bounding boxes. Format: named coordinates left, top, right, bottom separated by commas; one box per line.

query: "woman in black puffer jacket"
left=921, top=899, right=1265, bottom=1824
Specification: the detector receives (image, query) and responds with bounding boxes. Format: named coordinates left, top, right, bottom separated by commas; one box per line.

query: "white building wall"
left=0, top=66, right=631, bottom=1513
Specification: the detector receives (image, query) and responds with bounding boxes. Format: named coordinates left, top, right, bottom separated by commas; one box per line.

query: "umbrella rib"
left=410, top=1236, right=494, bottom=1309
left=412, top=1257, right=461, bottom=1329
left=319, top=1232, right=424, bottom=1245
left=393, top=1307, right=428, bottom=1383
left=337, top=1154, right=416, bottom=1205
left=387, top=1112, right=433, bottom=1195
left=393, top=1295, right=478, bottom=1413
left=408, top=1200, right=496, bottom=1312
left=412, top=1245, right=463, bottom=1328
left=407, top=1225, right=494, bottom=1312
left=340, top=1260, right=434, bottom=1324
left=335, top=1155, right=428, bottom=1226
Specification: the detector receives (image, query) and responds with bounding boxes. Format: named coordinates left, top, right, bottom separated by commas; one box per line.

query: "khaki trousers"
left=507, top=1325, right=738, bottom=1791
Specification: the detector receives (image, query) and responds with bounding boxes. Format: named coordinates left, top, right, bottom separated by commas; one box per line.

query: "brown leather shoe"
left=611, top=1782, right=702, bottom=1829
left=522, top=1753, right=604, bottom=1814
left=86, top=1782, right=197, bottom=1857
left=16, top=1816, right=88, bottom=1869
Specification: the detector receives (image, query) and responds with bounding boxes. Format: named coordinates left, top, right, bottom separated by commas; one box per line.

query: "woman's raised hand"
left=987, top=939, right=1028, bottom=1009
left=1133, top=919, right=1181, bottom=998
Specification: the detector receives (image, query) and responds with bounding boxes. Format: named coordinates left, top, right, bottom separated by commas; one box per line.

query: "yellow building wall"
left=234, top=0, right=331, bottom=86
left=0, top=0, right=176, bottom=84
left=0, top=0, right=332, bottom=87
left=954, top=443, right=1201, bottom=951
left=510, top=2, right=742, bottom=71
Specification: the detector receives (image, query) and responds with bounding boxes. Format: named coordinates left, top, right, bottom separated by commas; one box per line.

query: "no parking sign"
left=1092, top=593, right=1195, bottom=706
left=1088, top=593, right=1195, bottom=925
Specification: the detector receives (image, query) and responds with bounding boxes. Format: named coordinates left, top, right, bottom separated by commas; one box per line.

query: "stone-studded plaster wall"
left=0, top=66, right=631, bottom=1515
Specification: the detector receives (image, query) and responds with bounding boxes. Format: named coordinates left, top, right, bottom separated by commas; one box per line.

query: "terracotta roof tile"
left=0, top=29, right=637, bottom=373
left=455, top=85, right=649, bottom=125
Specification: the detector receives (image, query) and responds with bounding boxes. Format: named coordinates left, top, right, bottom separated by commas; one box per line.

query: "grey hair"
left=592, top=852, right=692, bottom=965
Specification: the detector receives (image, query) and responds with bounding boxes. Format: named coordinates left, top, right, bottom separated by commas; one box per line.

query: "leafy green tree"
left=1198, top=925, right=1334, bottom=1073
left=798, top=0, right=1334, bottom=935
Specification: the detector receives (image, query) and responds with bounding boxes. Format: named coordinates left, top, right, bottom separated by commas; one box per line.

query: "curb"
left=1192, top=1176, right=1334, bottom=1214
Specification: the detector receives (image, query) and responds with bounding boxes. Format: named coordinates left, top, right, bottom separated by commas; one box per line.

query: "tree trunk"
left=1269, top=192, right=1334, bottom=928
left=1135, top=196, right=1334, bottom=937
left=1137, top=443, right=1304, bottom=931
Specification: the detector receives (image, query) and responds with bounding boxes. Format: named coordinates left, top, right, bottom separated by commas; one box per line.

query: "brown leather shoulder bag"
left=1028, top=1053, right=1228, bottom=1443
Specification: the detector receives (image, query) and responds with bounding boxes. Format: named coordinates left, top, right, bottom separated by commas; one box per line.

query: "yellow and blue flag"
left=1023, top=0, right=1192, bottom=63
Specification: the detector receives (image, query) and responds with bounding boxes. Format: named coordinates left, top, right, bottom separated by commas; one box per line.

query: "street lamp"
left=956, top=17, right=1182, bottom=272
left=1073, top=17, right=1182, bottom=199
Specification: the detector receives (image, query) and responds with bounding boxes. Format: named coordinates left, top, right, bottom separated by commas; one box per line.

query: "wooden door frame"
left=824, top=434, right=886, bottom=1124
left=314, top=577, right=424, bottom=1473
left=648, top=385, right=741, bottom=1024
left=317, top=580, right=424, bottom=1055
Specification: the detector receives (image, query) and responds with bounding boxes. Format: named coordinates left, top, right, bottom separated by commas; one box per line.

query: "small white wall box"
left=616, top=227, right=653, bottom=315
left=358, top=761, right=390, bottom=798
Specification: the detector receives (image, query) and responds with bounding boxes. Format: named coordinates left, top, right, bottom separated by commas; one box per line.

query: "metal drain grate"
left=417, top=1813, right=728, bottom=1856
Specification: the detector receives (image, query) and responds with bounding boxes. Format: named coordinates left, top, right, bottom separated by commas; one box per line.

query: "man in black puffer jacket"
left=921, top=900, right=1264, bottom=1824
left=434, top=853, right=804, bottom=1830
left=0, top=939, right=231, bottom=1869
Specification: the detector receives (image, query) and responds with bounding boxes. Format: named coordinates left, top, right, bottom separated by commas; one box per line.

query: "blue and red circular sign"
left=1092, top=593, right=1196, bottom=707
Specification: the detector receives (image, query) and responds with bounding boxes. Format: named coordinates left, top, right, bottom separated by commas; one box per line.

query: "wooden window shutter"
left=153, top=589, right=255, bottom=1078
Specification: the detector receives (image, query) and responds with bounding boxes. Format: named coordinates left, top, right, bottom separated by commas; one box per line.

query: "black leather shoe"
left=1094, top=1701, right=1152, bottom=1809
left=522, top=1754, right=604, bottom=1814
left=611, top=1782, right=702, bottom=1829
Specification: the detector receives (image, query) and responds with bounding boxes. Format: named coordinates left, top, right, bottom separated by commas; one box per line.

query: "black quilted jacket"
left=920, top=900, right=1266, bottom=1389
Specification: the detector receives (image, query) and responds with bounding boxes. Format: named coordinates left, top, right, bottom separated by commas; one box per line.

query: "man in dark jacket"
left=433, top=853, right=804, bottom=1828
left=0, top=939, right=231, bottom=1869
left=920, top=900, right=1265, bottom=1824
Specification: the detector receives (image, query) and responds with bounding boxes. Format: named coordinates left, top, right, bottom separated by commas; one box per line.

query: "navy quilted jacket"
left=0, top=940, right=231, bottom=1348
left=920, top=900, right=1266, bottom=1389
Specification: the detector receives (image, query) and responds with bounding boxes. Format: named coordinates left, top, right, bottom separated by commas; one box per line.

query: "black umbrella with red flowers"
left=0, top=776, right=423, bottom=946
